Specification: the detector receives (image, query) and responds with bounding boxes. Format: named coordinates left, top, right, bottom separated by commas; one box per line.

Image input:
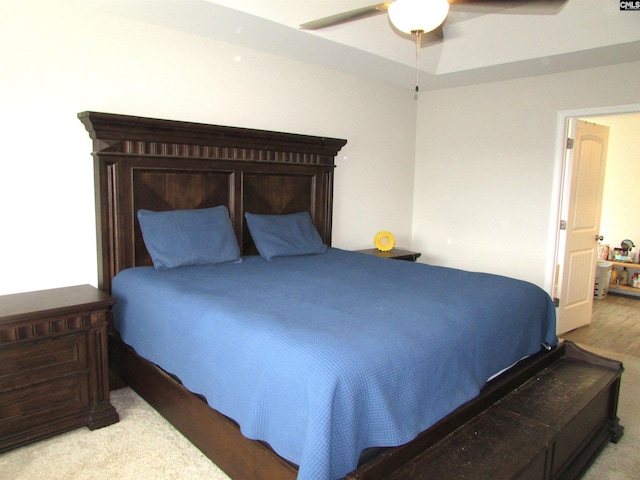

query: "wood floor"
left=561, top=293, right=640, bottom=358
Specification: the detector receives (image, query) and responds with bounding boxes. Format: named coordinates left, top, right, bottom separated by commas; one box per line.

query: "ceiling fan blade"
left=448, top=0, right=567, bottom=15
left=299, top=3, right=391, bottom=30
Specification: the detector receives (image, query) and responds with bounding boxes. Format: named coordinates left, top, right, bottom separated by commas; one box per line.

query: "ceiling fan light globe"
left=388, top=0, right=450, bottom=34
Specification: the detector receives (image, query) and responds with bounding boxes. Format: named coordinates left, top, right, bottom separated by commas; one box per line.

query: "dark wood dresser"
left=0, top=285, right=118, bottom=452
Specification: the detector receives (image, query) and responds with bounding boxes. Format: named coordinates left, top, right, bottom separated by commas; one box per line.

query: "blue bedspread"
left=112, top=248, right=557, bottom=480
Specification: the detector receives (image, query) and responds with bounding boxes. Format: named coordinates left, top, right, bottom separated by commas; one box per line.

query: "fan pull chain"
left=414, top=30, right=423, bottom=94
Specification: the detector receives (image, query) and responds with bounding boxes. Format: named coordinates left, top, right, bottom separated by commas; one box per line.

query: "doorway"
left=549, top=103, right=640, bottom=335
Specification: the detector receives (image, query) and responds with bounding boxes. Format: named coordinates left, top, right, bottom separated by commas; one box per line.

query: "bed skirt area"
left=109, top=336, right=623, bottom=480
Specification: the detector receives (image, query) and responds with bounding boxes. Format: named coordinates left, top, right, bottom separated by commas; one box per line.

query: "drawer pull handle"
left=18, top=356, right=57, bottom=369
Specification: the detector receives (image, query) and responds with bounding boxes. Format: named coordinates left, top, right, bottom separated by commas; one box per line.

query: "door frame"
left=546, top=102, right=640, bottom=319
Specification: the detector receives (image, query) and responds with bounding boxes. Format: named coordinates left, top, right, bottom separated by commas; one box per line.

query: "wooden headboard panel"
left=78, top=112, right=347, bottom=293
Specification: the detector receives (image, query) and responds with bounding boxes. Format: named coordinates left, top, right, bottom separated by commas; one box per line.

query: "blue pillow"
left=245, top=212, right=327, bottom=261
left=137, top=206, right=241, bottom=269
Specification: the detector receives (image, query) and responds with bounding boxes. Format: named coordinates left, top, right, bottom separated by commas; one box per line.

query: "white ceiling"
left=92, top=0, right=640, bottom=90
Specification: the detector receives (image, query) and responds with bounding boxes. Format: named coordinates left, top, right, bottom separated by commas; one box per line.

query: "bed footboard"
left=110, top=336, right=623, bottom=480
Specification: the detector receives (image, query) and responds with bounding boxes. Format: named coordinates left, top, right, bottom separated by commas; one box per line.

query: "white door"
left=556, top=120, right=609, bottom=335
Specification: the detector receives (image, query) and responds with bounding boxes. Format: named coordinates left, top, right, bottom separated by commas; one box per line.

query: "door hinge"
left=566, top=137, right=574, bottom=149
left=553, top=297, right=560, bottom=307
left=559, top=220, right=567, bottom=230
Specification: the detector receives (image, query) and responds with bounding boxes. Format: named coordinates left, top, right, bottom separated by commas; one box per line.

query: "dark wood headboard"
left=79, top=112, right=347, bottom=293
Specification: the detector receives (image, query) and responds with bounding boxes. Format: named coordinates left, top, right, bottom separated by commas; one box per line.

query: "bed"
left=79, top=111, right=623, bottom=480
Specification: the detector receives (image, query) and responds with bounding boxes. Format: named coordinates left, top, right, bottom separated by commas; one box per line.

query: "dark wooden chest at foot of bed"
left=353, top=341, right=624, bottom=480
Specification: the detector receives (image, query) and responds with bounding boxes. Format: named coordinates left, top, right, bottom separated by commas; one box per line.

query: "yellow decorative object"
left=374, top=231, right=396, bottom=252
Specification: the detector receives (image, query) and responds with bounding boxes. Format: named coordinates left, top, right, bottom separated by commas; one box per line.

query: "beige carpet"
left=0, top=388, right=230, bottom=480
left=1, top=346, right=637, bottom=479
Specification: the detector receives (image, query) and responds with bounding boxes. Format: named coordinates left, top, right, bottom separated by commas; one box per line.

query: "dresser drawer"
left=0, top=373, right=90, bottom=437
left=0, top=334, right=87, bottom=392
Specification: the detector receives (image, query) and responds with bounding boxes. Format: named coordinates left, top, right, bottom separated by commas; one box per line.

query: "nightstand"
left=356, top=248, right=422, bottom=262
left=0, top=284, right=119, bottom=452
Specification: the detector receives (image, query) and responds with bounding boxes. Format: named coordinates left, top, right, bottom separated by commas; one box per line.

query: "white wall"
left=0, top=1, right=417, bottom=295
left=412, top=61, right=640, bottom=288
left=597, top=115, right=640, bottom=260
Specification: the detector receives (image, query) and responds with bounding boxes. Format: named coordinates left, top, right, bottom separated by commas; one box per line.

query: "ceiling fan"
left=300, top=0, right=567, bottom=92
left=299, top=0, right=566, bottom=32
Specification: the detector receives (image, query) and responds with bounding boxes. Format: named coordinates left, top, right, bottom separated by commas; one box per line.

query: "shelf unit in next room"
left=608, top=261, right=640, bottom=297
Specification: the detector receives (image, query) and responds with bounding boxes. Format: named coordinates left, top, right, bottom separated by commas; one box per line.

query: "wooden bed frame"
left=79, top=111, right=624, bottom=480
